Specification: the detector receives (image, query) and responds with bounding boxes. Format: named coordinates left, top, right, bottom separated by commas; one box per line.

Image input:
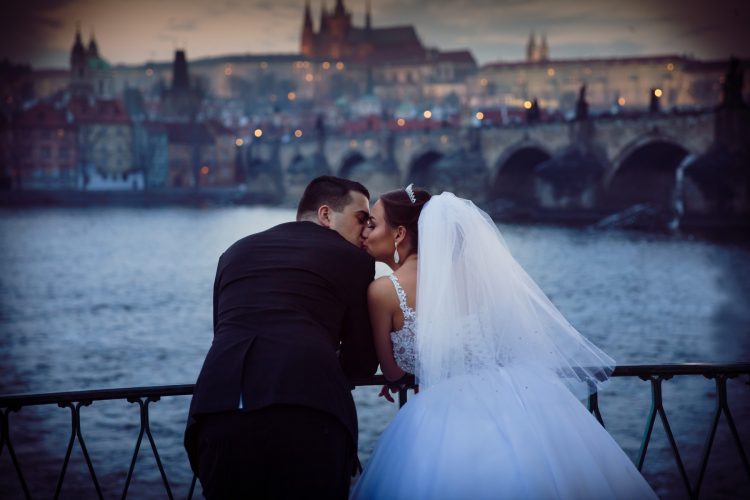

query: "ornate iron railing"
left=1, top=363, right=748, bottom=499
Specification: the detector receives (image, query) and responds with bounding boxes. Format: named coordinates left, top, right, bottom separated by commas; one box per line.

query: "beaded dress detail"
left=388, top=274, right=416, bottom=374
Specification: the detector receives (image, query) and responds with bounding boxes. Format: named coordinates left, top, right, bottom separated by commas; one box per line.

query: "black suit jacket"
left=185, top=221, right=378, bottom=471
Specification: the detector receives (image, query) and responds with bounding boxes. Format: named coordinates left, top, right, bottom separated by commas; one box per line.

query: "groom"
left=185, top=176, right=378, bottom=499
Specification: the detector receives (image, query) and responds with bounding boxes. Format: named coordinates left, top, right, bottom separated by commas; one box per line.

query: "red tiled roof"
left=481, top=54, right=693, bottom=70
left=68, top=97, right=130, bottom=124
left=15, top=102, right=72, bottom=128
left=205, top=119, right=235, bottom=136
left=370, top=26, right=423, bottom=45
left=437, top=50, right=476, bottom=65
left=164, top=122, right=214, bottom=144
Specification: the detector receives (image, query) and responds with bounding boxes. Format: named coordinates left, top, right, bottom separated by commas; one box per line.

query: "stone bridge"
left=243, top=108, right=747, bottom=215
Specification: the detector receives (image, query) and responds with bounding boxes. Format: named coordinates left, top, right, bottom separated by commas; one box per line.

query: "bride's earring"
left=393, top=242, right=400, bottom=264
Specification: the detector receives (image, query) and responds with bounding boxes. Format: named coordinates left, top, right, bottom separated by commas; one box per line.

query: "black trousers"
left=195, top=405, right=355, bottom=500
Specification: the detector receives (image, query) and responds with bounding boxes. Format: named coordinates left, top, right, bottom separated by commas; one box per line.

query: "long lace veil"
left=415, top=193, right=614, bottom=398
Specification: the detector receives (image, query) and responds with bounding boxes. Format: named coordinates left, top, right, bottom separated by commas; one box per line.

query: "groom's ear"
left=317, top=205, right=332, bottom=228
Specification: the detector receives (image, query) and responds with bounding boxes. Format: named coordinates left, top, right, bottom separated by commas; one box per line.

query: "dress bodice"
left=388, top=274, right=417, bottom=374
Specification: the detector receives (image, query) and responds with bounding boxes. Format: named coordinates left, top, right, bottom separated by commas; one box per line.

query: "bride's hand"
left=378, top=384, right=399, bottom=403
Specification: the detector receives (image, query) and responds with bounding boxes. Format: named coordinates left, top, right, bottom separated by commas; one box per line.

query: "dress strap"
left=388, top=274, right=411, bottom=316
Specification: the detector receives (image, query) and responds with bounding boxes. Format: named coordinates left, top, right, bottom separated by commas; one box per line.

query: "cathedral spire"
left=303, top=0, right=313, bottom=30
left=87, top=28, right=99, bottom=59
left=301, top=0, right=315, bottom=56
left=172, top=49, right=190, bottom=90
left=540, top=34, right=549, bottom=62
left=71, top=22, right=86, bottom=68
left=320, top=1, right=328, bottom=32
left=334, top=0, right=345, bottom=16
left=526, top=31, right=536, bottom=62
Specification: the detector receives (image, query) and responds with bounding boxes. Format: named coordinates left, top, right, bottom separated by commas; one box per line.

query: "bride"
left=351, top=186, right=657, bottom=499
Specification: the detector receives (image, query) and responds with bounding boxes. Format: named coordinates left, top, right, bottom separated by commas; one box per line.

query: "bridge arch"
left=490, top=141, right=552, bottom=203
left=406, top=150, right=445, bottom=187
left=604, top=137, right=690, bottom=211
left=339, top=152, right=367, bottom=179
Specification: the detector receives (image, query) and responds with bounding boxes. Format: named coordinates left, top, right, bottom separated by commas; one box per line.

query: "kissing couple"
left=185, top=175, right=657, bottom=499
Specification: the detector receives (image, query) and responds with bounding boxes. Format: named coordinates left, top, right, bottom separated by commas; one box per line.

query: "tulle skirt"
left=350, top=367, right=657, bottom=500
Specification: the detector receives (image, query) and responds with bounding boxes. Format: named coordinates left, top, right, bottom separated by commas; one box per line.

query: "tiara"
left=405, top=183, right=416, bottom=204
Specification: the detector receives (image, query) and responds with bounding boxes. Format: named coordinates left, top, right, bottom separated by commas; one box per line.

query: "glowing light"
left=350, top=139, right=358, bottom=148
left=475, top=111, right=484, bottom=120
left=654, top=88, right=663, bottom=98
left=235, top=138, right=244, bottom=146
left=617, top=97, right=626, bottom=106
left=305, top=73, right=314, bottom=82
left=423, top=110, right=432, bottom=119
left=294, top=129, right=303, bottom=138
left=397, top=118, right=406, bottom=127
left=523, top=100, right=533, bottom=110
left=287, top=91, right=297, bottom=101
left=200, top=166, right=210, bottom=175
left=145, top=68, right=154, bottom=77
left=322, top=61, right=331, bottom=70
left=480, top=78, right=488, bottom=87
left=336, top=62, right=345, bottom=70
left=254, top=129, right=263, bottom=138
left=547, top=67, right=555, bottom=77
left=667, top=63, right=675, bottom=71
left=224, top=65, right=233, bottom=76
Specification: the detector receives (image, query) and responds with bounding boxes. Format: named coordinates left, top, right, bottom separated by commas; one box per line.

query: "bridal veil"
left=416, top=193, right=615, bottom=398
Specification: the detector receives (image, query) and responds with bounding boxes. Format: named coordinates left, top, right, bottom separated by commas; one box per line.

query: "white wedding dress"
left=350, top=193, right=657, bottom=500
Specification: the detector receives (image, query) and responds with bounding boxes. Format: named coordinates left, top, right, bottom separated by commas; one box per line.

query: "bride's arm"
left=367, top=278, right=406, bottom=382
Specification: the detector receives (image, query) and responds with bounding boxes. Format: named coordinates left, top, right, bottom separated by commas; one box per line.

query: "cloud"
left=167, top=17, right=198, bottom=32
left=2, top=0, right=748, bottom=68
left=38, top=15, right=65, bottom=29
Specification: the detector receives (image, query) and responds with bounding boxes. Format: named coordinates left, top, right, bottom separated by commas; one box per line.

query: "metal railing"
left=1, top=363, right=748, bottom=499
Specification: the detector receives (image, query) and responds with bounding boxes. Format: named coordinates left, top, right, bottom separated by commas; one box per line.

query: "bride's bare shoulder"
left=367, top=276, right=398, bottom=307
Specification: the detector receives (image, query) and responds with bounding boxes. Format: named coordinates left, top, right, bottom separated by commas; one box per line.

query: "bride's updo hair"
left=379, top=186, right=432, bottom=254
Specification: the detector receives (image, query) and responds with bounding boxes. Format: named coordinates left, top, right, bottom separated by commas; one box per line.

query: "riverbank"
left=0, top=188, right=282, bottom=208
left=2, top=188, right=748, bottom=242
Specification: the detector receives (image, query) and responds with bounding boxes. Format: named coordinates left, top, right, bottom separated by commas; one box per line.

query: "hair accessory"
left=393, top=242, right=400, bottom=264
left=405, top=183, right=416, bottom=204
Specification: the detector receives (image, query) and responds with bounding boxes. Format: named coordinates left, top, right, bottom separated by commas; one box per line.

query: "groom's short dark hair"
left=296, top=176, right=370, bottom=220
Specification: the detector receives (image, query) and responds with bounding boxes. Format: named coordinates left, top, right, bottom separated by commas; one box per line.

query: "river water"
left=0, top=207, right=749, bottom=499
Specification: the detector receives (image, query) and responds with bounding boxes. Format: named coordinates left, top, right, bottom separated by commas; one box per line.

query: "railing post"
left=587, top=380, right=604, bottom=427
left=636, top=375, right=692, bottom=498
left=398, top=388, right=408, bottom=408
left=54, top=400, right=103, bottom=500
left=122, top=396, right=174, bottom=500
left=1, top=406, right=31, bottom=499
left=187, top=473, right=198, bottom=500
left=694, top=374, right=750, bottom=498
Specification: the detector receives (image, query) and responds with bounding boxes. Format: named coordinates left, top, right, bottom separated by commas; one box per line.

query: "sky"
left=3, top=0, right=749, bottom=69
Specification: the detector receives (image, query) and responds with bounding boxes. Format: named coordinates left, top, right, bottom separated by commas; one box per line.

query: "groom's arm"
left=212, top=254, right=224, bottom=333
left=339, top=257, right=378, bottom=379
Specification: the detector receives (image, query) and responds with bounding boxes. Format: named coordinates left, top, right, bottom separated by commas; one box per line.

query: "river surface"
left=0, top=207, right=749, bottom=499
